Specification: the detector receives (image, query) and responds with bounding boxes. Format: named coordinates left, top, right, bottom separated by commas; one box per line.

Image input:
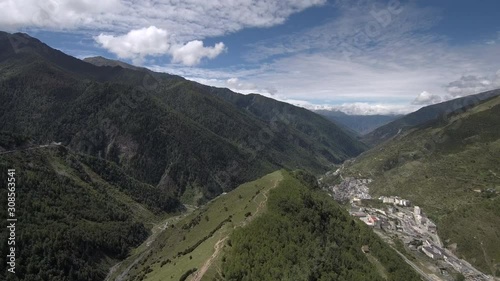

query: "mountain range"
left=362, top=90, right=500, bottom=146
left=0, top=31, right=370, bottom=281
left=0, top=31, right=365, bottom=205
left=2, top=30, right=499, bottom=281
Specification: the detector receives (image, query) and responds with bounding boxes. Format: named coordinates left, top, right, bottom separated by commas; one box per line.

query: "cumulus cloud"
left=445, top=72, right=500, bottom=97
left=411, top=91, right=442, bottom=105
left=171, top=41, right=226, bottom=66
left=95, top=26, right=225, bottom=65
left=95, top=26, right=171, bottom=62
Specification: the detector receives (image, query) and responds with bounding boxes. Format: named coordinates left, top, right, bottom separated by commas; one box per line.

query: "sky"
left=1, top=0, right=500, bottom=115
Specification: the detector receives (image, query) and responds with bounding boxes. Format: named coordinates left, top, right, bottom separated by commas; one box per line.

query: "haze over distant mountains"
left=363, top=89, right=500, bottom=146
left=314, top=110, right=400, bottom=135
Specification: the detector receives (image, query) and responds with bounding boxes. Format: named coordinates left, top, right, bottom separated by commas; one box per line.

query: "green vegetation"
left=0, top=146, right=179, bottom=281
left=77, top=154, right=180, bottom=214
left=0, top=131, right=32, bottom=150
left=110, top=171, right=283, bottom=281
left=222, top=171, right=421, bottom=281
left=344, top=96, right=500, bottom=275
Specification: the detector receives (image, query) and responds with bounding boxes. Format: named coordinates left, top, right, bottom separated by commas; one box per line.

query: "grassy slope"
left=344, top=96, right=500, bottom=275
left=114, top=171, right=283, bottom=281
left=221, top=171, right=420, bottom=281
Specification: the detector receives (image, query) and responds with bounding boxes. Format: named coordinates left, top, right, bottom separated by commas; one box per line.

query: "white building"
left=382, top=197, right=395, bottom=204
left=396, top=198, right=411, bottom=207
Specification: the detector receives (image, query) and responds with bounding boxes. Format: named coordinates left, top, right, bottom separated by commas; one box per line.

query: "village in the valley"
left=323, top=176, right=493, bottom=281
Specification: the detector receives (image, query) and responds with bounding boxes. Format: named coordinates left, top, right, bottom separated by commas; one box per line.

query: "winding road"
left=190, top=236, right=229, bottom=281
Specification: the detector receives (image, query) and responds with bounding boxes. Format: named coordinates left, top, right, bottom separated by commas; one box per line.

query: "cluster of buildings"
left=350, top=207, right=389, bottom=229
left=378, top=196, right=411, bottom=207
left=327, top=177, right=372, bottom=202
left=413, top=205, right=436, bottom=233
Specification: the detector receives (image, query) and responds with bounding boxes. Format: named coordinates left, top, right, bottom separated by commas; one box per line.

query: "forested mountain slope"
left=0, top=136, right=180, bottom=281
left=0, top=31, right=365, bottom=204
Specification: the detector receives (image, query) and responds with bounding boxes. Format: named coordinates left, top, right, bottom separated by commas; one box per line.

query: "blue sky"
left=1, top=0, right=500, bottom=114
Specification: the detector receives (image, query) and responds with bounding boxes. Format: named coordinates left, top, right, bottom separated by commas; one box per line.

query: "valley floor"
left=105, top=209, right=196, bottom=281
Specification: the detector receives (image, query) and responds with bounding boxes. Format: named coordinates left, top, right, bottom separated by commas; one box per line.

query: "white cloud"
left=157, top=2, right=500, bottom=113
left=1, top=0, right=326, bottom=39
left=446, top=72, right=500, bottom=97
left=148, top=31, right=500, bottom=111
left=52, top=0, right=497, bottom=114
left=95, top=26, right=225, bottom=65
left=2, top=0, right=325, bottom=65
left=411, top=91, right=442, bottom=105
left=303, top=102, right=417, bottom=115
left=170, top=41, right=226, bottom=66
left=95, top=26, right=171, bottom=62
left=0, top=0, right=123, bottom=30
left=244, top=2, right=440, bottom=62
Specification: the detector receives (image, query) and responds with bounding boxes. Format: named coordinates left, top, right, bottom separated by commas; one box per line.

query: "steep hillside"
left=222, top=170, right=421, bottom=281
left=363, top=89, right=500, bottom=146
left=0, top=139, right=181, bottom=281
left=205, top=89, right=366, bottom=154
left=115, top=170, right=420, bottom=281
left=0, top=31, right=365, bottom=203
left=342, top=96, right=500, bottom=275
left=315, top=110, right=399, bottom=135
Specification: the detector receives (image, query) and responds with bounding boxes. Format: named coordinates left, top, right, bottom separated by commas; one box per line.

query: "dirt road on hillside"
left=190, top=179, right=278, bottom=281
